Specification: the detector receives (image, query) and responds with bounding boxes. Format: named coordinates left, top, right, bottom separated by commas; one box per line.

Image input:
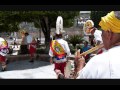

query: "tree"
left=0, top=11, right=22, bottom=32
left=0, top=11, right=79, bottom=53
left=90, top=11, right=110, bottom=28
left=18, top=11, right=79, bottom=53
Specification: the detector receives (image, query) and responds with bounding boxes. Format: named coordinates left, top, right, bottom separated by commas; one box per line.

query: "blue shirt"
left=82, top=46, right=90, bottom=53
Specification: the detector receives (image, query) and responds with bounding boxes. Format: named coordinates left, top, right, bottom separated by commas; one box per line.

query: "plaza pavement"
left=0, top=60, right=56, bottom=79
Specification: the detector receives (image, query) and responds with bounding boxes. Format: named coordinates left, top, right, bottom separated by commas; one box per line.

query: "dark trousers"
left=20, top=45, right=29, bottom=54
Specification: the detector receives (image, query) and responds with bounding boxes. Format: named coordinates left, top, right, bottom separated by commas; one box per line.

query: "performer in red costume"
left=0, top=37, right=9, bottom=71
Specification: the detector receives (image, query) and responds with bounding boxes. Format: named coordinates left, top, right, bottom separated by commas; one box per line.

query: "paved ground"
left=0, top=60, right=56, bottom=79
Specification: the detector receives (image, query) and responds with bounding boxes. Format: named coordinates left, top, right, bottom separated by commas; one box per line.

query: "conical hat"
left=83, top=20, right=94, bottom=35
left=56, top=16, right=65, bottom=34
left=19, top=29, right=27, bottom=35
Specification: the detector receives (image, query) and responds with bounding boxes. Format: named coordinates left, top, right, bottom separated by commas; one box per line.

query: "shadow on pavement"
left=0, top=60, right=51, bottom=71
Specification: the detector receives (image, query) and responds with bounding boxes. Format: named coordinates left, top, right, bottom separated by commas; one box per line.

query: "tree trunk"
left=40, top=16, right=51, bottom=54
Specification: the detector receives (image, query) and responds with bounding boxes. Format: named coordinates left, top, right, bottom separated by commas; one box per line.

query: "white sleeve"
left=77, top=56, right=98, bottom=79
left=94, top=30, right=102, bottom=42
left=64, top=41, right=71, bottom=56
left=49, top=47, right=54, bottom=57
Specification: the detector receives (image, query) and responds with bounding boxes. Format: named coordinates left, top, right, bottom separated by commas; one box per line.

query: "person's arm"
left=49, top=48, right=54, bottom=64
left=50, top=57, right=53, bottom=64
left=74, top=56, right=85, bottom=78
left=64, top=41, right=71, bottom=62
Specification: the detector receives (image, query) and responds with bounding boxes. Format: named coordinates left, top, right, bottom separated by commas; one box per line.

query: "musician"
left=77, top=11, right=120, bottom=78
left=89, top=27, right=102, bottom=45
left=0, top=37, right=9, bottom=71
left=88, top=27, right=104, bottom=54
left=49, top=16, right=71, bottom=79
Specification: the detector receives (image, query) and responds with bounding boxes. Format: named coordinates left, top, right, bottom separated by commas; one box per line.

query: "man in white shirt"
left=77, top=11, right=120, bottom=79
left=49, top=16, right=71, bottom=79
left=25, top=32, right=34, bottom=62
left=88, top=26, right=105, bottom=54
left=89, top=27, right=103, bottom=45
left=25, top=32, right=33, bottom=44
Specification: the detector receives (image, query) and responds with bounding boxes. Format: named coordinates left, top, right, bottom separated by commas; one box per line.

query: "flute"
left=75, top=44, right=104, bottom=57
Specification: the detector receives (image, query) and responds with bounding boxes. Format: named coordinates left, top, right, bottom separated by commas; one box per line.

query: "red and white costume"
left=29, top=40, right=37, bottom=57
left=0, top=37, right=9, bottom=71
left=26, top=34, right=36, bottom=58
left=49, top=16, right=71, bottom=78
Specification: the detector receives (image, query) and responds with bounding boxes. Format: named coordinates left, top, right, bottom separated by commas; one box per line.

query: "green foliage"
left=90, top=11, right=110, bottom=28
left=76, top=45, right=82, bottom=50
left=0, top=11, right=79, bottom=32
left=68, top=44, right=84, bottom=54
left=66, top=35, right=84, bottom=47
left=68, top=44, right=76, bottom=54
left=0, top=11, right=21, bottom=32
left=63, top=19, right=74, bottom=27
left=0, top=11, right=79, bottom=44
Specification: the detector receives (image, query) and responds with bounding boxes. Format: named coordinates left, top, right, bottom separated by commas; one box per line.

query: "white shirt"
left=94, top=30, right=103, bottom=44
left=77, top=46, right=120, bottom=79
left=26, top=35, right=33, bottom=44
left=49, top=38, right=71, bottom=62
left=21, top=36, right=27, bottom=45
left=50, top=35, right=53, bottom=40
left=13, top=37, right=16, bottom=41
left=94, top=30, right=106, bottom=52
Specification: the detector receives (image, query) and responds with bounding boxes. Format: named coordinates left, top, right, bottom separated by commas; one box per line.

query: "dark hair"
left=114, top=11, right=120, bottom=20
left=25, top=32, right=29, bottom=36
left=89, top=27, right=96, bottom=31
left=55, top=34, right=62, bottom=39
left=89, top=35, right=95, bottom=46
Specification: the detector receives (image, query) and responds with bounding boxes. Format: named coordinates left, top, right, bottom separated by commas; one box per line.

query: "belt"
left=54, top=59, right=67, bottom=63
